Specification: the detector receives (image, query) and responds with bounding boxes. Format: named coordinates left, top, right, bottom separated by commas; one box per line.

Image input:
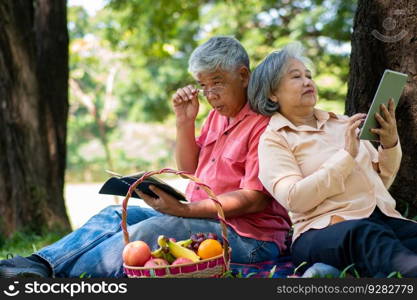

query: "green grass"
left=290, top=261, right=404, bottom=278
left=0, top=232, right=404, bottom=279
left=0, top=229, right=68, bottom=260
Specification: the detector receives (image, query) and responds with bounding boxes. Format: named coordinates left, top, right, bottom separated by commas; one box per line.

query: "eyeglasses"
left=197, top=85, right=226, bottom=97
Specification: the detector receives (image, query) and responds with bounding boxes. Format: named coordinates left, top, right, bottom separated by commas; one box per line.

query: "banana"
left=164, top=252, right=176, bottom=264
left=157, top=235, right=168, bottom=248
left=151, top=247, right=176, bottom=262
left=157, top=236, right=192, bottom=248
left=176, top=238, right=193, bottom=248
left=153, top=236, right=198, bottom=263
left=150, top=247, right=165, bottom=258
left=166, top=239, right=200, bottom=262
left=152, top=235, right=168, bottom=257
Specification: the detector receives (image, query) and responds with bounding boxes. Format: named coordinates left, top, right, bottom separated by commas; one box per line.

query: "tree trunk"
left=0, top=0, right=71, bottom=237
left=347, top=0, right=417, bottom=216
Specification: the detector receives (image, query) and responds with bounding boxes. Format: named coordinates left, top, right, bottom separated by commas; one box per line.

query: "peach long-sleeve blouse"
left=258, top=108, right=405, bottom=242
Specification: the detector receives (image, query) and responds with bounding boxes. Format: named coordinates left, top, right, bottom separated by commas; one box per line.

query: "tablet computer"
left=359, top=69, right=408, bottom=141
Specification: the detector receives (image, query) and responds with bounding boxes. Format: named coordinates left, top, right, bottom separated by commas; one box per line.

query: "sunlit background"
left=65, top=0, right=356, bottom=228
left=66, top=0, right=353, bottom=182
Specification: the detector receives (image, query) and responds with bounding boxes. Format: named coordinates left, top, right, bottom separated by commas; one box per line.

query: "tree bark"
left=347, top=0, right=417, bottom=216
left=0, top=0, right=70, bottom=237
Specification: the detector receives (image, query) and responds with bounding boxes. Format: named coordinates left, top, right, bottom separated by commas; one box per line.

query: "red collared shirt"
left=185, top=102, right=291, bottom=252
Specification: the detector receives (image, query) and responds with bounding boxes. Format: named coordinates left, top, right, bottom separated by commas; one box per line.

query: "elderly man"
left=0, top=36, right=291, bottom=278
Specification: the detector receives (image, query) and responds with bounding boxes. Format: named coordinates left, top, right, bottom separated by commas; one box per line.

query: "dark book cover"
left=98, top=171, right=187, bottom=201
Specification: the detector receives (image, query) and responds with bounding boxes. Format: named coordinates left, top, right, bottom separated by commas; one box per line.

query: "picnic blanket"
left=229, top=256, right=296, bottom=278
left=230, top=258, right=341, bottom=278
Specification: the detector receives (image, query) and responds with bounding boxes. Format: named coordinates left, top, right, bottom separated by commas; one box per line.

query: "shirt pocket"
left=222, top=140, right=246, bottom=164
left=203, top=131, right=219, bottom=147
left=198, top=131, right=219, bottom=157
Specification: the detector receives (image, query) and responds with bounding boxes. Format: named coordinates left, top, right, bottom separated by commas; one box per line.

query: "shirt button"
left=196, top=186, right=200, bottom=190
left=224, top=131, right=229, bottom=135
left=211, top=158, right=215, bottom=162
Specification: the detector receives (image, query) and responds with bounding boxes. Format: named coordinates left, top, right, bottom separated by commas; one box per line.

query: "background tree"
left=0, top=0, right=71, bottom=238
left=346, top=0, right=417, bottom=216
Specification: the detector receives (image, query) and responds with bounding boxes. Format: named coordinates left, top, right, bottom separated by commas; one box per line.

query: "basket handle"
left=121, top=168, right=231, bottom=265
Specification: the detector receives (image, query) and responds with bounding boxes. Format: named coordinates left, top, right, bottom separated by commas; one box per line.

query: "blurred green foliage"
left=67, top=0, right=357, bottom=182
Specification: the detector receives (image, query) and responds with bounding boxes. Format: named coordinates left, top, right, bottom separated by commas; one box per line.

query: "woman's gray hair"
left=248, top=42, right=313, bottom=116
left=188, top=36, right=250, bottom=76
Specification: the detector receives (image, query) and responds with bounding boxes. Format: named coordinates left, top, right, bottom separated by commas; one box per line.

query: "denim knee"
left=98, top=205, right=121, bottom=215
left=126, top=215, right=190, bottom=249
left=248, top=240, right=279, bottom=263
left=129, top=218, right=160, bottom=241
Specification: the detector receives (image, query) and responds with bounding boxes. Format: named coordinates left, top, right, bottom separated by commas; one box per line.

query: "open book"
left=98, top=170, right=187, bottom=201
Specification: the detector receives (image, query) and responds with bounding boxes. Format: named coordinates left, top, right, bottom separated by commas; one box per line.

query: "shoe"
left=301, top=262, right=341, bottom=278
left=0, top=255, right=51, bottom=278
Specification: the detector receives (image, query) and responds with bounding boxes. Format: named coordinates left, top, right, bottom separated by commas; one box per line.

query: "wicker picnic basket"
left=121, top=168, right=231, bottom=278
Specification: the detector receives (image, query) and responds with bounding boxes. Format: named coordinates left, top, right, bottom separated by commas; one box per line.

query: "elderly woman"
left=248, top=43, right=417, bottom=277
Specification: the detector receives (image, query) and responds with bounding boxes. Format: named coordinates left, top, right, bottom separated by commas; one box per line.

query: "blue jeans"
left=36, top=205, right=279, bottom=278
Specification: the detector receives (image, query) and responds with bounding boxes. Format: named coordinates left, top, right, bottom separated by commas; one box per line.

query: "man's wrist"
left=176, top=120, right=195, bottom=128
left=179, top=200, right=218, bottom=219
left=175, top=201, right=191, bottom=218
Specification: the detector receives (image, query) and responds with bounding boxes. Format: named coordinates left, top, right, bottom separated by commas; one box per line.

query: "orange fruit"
left=197, top=239, right=223, bottom=259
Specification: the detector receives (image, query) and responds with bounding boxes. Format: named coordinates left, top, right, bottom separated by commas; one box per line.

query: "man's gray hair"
left=188, top=36, right=250, bottom=76
left=248, top=42, right=313, bottom=116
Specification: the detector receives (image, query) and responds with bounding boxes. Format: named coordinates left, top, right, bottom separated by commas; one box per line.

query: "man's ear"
left=238, top=66, right=250, bottom=88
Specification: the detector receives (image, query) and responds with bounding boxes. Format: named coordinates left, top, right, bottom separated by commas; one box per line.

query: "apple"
left=122, top=240, right=151, bottom=266
left=144, top=258, right=169, bottom=267
left=171, top=257, right=194, bottom=265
